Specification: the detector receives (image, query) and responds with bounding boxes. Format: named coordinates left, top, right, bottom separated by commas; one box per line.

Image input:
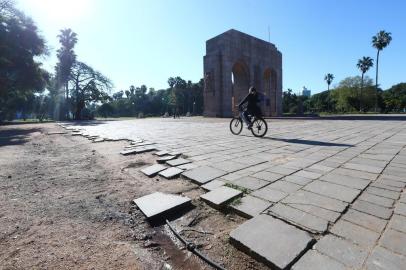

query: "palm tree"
left=356, top=57, right=374, bottom=112
left=372, top=30, right=392, bottom=111
left=324, top=73, right=334, bottom=112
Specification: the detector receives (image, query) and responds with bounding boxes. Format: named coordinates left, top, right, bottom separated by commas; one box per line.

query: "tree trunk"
left=360, top=73, right=364, bottom=112
left=375, top=50, right=380, bottom=112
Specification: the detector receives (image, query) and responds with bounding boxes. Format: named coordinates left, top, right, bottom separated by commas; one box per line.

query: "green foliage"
left=372, top=31, right=392, bottom=51
left=382, top=83, right=406, bottom=112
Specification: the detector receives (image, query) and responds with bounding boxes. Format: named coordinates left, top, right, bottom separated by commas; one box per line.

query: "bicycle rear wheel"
left=251, top=117, right=268, bottom=137
left=230, top=117, right=243, bottom=135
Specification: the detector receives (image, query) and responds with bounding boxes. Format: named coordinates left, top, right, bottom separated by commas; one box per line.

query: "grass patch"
left=224, top=183, right=251, bottom=194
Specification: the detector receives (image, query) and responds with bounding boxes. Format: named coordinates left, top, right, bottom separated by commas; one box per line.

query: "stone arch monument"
left=203, top=29, right=282, bottom=117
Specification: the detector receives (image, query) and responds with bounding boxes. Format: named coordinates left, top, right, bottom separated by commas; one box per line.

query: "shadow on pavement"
left=266, top=137, right=354, bottom=147
left=0, top=127, right=42, bottom=147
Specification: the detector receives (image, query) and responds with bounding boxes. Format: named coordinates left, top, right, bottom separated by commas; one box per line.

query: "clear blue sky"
left=18, top=0, right=406, bottom=94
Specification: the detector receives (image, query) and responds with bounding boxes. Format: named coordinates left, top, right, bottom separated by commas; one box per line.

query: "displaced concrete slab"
left=133, top=192, right=191, bottom=223
left=292, top=250, right=347, bottom=270
left=177, top=163, right=197, bottom=170
left=230, top=215, right=314, bottom=269
left=141, top=164, right=167, bottom=177
left=166, top=158, right=191, bottom=167
left=155, top=150, right=169, bottom=156
left=93, top=138, right=104, bottom=143
left=200, top=186, right=242, bottom=209
left=158, top=167, right=184, bottom=179
left=231, top=195, right=271, bottom=218
left=157, top=155, right=176, bottom=163
left=201, top=179, right=225, bottom=191
left=120, top=149, right=138, bottom=156
left=182, top=166, right=227, bottom=185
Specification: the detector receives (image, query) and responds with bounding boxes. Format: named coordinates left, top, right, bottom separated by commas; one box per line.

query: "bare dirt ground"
left=0, top=123, right=269, bottom=270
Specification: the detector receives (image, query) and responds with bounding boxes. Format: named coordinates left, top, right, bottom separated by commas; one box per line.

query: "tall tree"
left=372, top=30, right=392, bottom=112
left=69, top=61, right=112, bottom=120
left=356, top=57, right=373, bottom=112
left=55, top=28, right=78, bottom=119
left=324, top=73, right=334, bottom=112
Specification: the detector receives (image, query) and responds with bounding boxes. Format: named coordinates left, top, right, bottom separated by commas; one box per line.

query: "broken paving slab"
left=158, top=167, right=183, bottom=179
left=133, top=192, right=191, bottom=224
left=230, top=214, right=314, bottom=269
left=166, top=158, right=191, bottom=167
left=141, top=164, right=167, bottom=177
left=231, top=195, right=272, bottom=218
left=200, top=186, right=242, bottom=209
left=201, top=179, right=225, bottom=191
left=269, top=203, right=328, bottom=233
left=176, top=163, right=197, bottom=171
left=120, top=149, right=138, bottom=156
left=155, top=150, right=169, bottom=156
left=157, top=155, right=176, bottom=164
left=182, top=166, right=227, bottom=185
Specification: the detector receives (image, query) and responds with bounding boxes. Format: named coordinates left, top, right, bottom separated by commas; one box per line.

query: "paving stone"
left=331, top=167, right=378, bottom=180
left=156, top=155, right=176, bottom=163
left=251, top=187, right=288, bottom=203
left=231, top=176, right=269, bottom=190
left=287, top=203, right=341, bottom=222
left=351, top=200, right=392, bottom=219
left=343, top=162, right=383, bottom=174
left=231, top=195, right=271, bottom=218
left=358, top=192, right=395, bottom=208
left=230, top=215, right=314, bottom=269
left=133, top=192, right=191, bottom=221
left=200, top=186, right=242, bottom=209
left=166, top=158, right=191, bottom=167
left=93, top=138, right=104, bottom=143
left=209, top=160, right=248, bottom=173
left=366, top=186, right=400, bottom=200
left=283, top=190, right=347, bottom=213
left=292, top=250, right=346, bottom=270
left=292, top=170, right=322, bottom=180
left=331, top=219, right=380, bottom=248
left=389, top=214, right=406, bottom=233
left=158, top=167, right=183, bottom=179
left=307, top=164, right=335, bottom=173
left=320, top=173, right=370, bottom=190
left=269, top=203, right=328, bottom=233
left=366, top=246, right=406, bottom=270
left=182, top=166, right=227, bottom=185
left=141, top=164, right=167, bottom=177
left=155, top=150, right=169, bottom=156
left=315, top=234, right=368, bottom=268
left=251, top=171, right=284, bottom=182
left=380, top=229, right=406, bottom=256
left=176, top=163, right=197, bottom=170
left=201, top=179, right=226, bottom=191
left=120, top=149, right=138, bottom=155
left=394, top=202, right=406, bottom=216
left=267, top=181, right=301, bottom=193
left=379, top=178, right=405, bottom=188
left=304, top=180, right=360, bottom=203
left=284, top=175, right=313, bottom=186
left=266, top=165, right=298, bottom=175
left=371, top=182, right=403, bottom=192
left=133, top=146, right=156, bottom=153
left=342, top=209, right=387, bottom=233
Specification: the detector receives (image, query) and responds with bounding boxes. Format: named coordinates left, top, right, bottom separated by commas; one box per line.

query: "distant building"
left=302, top=86, right=311, bottom=97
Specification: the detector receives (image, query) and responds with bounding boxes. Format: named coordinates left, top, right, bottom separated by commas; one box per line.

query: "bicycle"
left=229, top=108, right=268, bottom=137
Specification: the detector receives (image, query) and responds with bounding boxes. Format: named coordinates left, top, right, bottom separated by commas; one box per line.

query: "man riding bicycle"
left=238, top=86, right=262, bottom=129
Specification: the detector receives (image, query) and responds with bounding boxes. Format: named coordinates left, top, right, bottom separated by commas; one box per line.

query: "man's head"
left=249, top=86, right=257, bottom=94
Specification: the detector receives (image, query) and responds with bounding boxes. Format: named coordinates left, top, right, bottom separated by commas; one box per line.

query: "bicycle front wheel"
left=230, top=117, right=243, bottom=135
left=251, top=118, right=268, bottom=137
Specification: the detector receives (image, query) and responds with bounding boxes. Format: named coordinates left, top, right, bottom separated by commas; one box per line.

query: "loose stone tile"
left=158, top=167, right=184, bottom=179
left=251, top=187, right=288, bottom=203
left=157, top=155, right=176, bottom=163
left=231, top=176, right=269, bottom=191
left=230, top=215, right=314, bottom=269
left=389, top=214, right=406, bottom=233
left=176, top=163, right=197, bottom=170
left=287, top=204, right=341, bottom=222
left=343, top=162, right=383, bottom=174
left=269, top=203, right=328, bottom=233
left=267, top=180, right=301, bottom=193
left=201, top=179, right=225, bottom=191
left=358, top=192, right=395, bottom=208
left=351, top=200, right=392, bottom=219
left=366, top=186, right=400, bottom=200
left=320, top=173, right=370, bottom=190
left=365, top=246, right=406, bottom=270
left=342, top=209, right=387, bottom=233
left=315, top=234, right=368, bottom=269
left=304, top=180, right=360, bottom=203
left=380, top=229, right=406, bottom=256
left=331, top=167, right=378, bottom=181
left=134, top=146, right=156, bottom=153
left=283, top=190, right=347, bottom=213
left=394, top=202, right=406, bottom=216
left=120, top=149, right=138, bottom=155
left=133, top=192, right=191, bottom=221
left=166, top=158, right=191, bottom=167
left=155, top=150, right=169, bottom=156
left=251, top=171, right=284, bottom=182
left=231, top=195, right=272, bottom=218
left=331, top=220, right=380, bottom=248
left=284, top=175, right=313, bottom=186
left=292, top=170, right=322, bottom=180
left=200, top=186, right=242, bottom=209
left=182, top=166, right=227, bottom=185
left=141, top=164, right=167, bottom=177
left=93, top=138, right=104, bottom=143
left=292, top=250, right=346, bottom=270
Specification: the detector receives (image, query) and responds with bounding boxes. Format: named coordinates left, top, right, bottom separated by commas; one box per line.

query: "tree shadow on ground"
left=0, top=127, right=42, bottom=147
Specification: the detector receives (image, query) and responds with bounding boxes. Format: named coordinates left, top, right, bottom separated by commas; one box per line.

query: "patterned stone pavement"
left=63, top=117, right=406, bottom=269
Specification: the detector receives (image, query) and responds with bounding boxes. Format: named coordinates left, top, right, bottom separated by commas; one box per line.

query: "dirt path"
left=0, top=123, right=269, bottom=270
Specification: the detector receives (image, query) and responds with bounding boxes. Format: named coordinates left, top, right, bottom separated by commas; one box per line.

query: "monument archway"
left=203, top=29, right=282, bottom=117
